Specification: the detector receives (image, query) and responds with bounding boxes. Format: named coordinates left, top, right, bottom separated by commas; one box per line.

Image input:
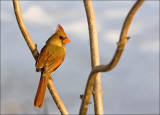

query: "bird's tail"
left=34, top=72, right=50, bottom=108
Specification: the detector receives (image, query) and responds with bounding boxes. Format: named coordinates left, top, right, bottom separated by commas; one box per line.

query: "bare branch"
left=13, top=0, right=38, bottom=60
left=48, top=80, right=68, bottom=114
left=13, top=0, right=68, bottom=114
left=83, top=0, right=103, bottom=114
left=79, top=0, right=145, bottom=114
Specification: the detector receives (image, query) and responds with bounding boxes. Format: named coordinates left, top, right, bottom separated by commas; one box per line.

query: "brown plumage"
left=34, top=24, right=70, bottom=108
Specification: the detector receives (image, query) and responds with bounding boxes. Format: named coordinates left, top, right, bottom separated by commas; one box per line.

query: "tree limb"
left=79, top=0, right=145, bottom=114
left=83, top=0, right=103, bottom=114
left=13, top=0, right=68, bottom=114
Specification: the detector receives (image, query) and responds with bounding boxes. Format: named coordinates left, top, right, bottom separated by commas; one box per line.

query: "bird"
left=34, top=24, right=70, bottom=108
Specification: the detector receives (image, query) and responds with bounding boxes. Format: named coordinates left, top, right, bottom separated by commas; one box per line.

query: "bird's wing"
left=36, top=46, right=49, bottom=71
left=44, top=55, right=65, bottom=72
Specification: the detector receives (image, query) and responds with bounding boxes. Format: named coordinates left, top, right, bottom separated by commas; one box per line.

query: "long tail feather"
left=34, top=72, right=50, bottom=108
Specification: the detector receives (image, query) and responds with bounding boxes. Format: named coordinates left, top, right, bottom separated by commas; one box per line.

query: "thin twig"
left=13, top=0, right=68, bottom=114
left=83, top=0, right=103, bottom=114
left=79, top=0, right=145, bottom=114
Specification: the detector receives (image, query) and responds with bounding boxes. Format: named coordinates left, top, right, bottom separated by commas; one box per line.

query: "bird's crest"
left=57, top=24, right=64, bottom=32
left=55, top=24, right=66, bottom=37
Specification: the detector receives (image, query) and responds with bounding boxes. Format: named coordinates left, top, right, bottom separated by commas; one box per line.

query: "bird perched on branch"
left=34, top=24, right=70, bottom=108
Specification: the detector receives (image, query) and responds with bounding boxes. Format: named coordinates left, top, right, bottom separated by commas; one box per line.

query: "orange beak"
left=63, top=37, right=70, bottom=44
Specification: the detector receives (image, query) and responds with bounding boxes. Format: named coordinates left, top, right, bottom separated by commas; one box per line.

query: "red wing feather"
left=36, top=46, right=49, bottom=71
left=44, top=55, right=65, bottom=72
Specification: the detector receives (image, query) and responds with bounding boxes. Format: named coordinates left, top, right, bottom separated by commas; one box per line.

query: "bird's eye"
left=59, top=36, right=63, bottom=39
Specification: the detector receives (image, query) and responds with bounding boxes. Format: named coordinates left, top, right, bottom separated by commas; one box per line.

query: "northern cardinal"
left=34, top=24, right=70, bottom=108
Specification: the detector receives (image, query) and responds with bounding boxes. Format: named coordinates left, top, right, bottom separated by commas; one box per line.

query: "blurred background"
left=1, top=1, right=159, bottom=114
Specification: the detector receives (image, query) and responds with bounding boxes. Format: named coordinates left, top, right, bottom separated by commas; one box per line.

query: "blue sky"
left=1, top=1, right=159, bottom=114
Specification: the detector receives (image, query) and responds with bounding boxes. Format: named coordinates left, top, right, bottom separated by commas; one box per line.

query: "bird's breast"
left=47, top=44, right=66, bottom=57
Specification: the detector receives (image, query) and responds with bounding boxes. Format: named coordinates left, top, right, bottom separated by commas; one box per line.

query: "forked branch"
left=13, top=0, right=68, bottom=114
left=79, top=0, right=145, bottom=114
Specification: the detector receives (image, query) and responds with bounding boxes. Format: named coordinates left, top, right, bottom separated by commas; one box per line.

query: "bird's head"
left=55, top=24, right=70, bottom=45
left=46, top=24, right=70, bottom=47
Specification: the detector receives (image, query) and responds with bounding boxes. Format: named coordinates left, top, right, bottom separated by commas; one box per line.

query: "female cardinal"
left=34, top=24, right=70, bottom=108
